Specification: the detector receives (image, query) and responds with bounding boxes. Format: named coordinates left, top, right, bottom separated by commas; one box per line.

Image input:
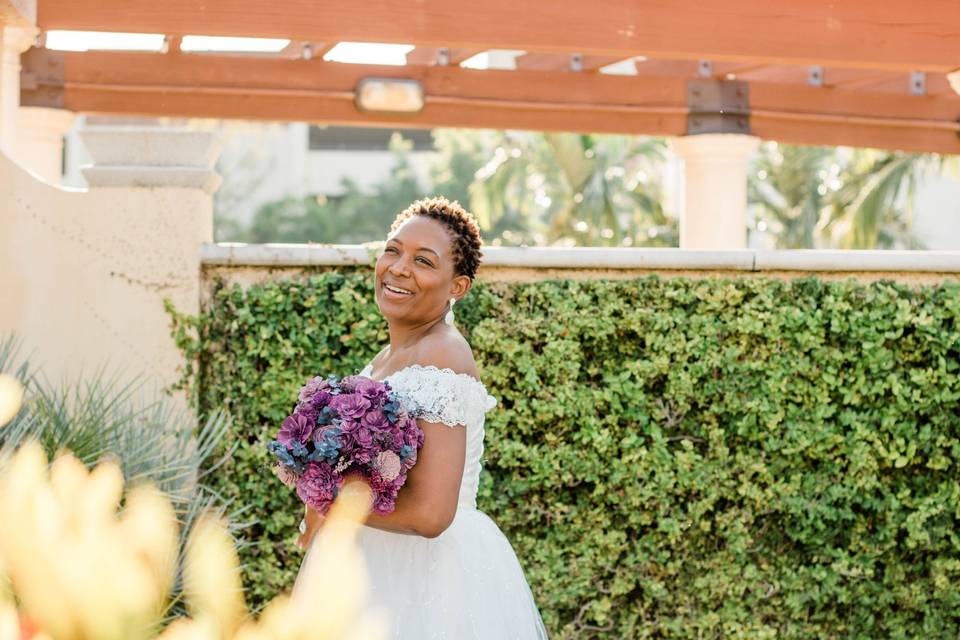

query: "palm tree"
left=468, top=132, right=676, bottom=247
left=750, top=142, right=956, bottom=249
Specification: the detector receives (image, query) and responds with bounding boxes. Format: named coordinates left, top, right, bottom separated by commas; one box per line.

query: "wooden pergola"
left=21, top=0, right=960, bottom=154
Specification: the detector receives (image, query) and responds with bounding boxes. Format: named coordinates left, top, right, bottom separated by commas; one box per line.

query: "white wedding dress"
left=297, top=364, right=548, bottom=639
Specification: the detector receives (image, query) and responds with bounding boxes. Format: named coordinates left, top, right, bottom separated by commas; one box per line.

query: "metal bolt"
left=301, top=43, right=314, bottom=60
left=808, top=66, right=824, bottom=87
left=437, top=47, right=450, bottom=66
left=570, top=54, right=583, bottom=73
left=910, top=71, right=926, bottom=96
left=698, top=60, right=713, bottom=77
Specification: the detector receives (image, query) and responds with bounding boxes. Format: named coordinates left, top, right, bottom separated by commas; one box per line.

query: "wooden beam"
left=20, top=50, right=960, bottom=153
left=36, top=0, right=960, bottom=73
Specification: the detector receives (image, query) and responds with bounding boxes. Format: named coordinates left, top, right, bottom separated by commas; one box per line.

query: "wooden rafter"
left=20, top=49, right=960, bottom=154
left=37, top=0, right=960, bottom=73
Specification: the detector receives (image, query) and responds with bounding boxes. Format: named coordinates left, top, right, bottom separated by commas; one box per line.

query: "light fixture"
left=44, top=30, right=165, bottom=52
left=324, top=42, right=414, bottom=66
left=180, top=35, right=290, bottom=53
left=355, top=78, right=425, bottom=113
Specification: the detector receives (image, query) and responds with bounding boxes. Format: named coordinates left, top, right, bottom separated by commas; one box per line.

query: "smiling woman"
left=294, top=197, right=548, bottom=639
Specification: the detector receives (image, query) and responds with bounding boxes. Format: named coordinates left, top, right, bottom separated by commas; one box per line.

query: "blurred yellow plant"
left=0, top=374, right=23, bottom=427
left=0, top=439, right=384, bottom=640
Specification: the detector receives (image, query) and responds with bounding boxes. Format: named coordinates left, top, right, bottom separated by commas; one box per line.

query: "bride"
left=294, top=197, right=548, bottom=639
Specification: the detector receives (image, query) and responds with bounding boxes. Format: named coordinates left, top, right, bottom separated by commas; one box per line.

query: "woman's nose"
left=388, top=256, right=411, bottom=277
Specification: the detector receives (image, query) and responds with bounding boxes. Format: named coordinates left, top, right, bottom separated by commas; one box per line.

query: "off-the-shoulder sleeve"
left=386, top=365, right=497, bottom=428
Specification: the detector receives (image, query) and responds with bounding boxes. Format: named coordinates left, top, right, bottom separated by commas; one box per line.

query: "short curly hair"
left=390, top=196, right=484, bottom=280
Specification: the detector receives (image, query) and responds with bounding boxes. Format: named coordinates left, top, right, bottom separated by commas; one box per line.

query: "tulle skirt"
left=299, top=507, right=548, bottom=639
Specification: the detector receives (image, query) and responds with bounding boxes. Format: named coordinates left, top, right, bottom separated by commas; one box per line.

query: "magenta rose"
left=278, top=414, right=314, bottom=447
left=354, top=378, right=387, bottom=400
left=298, top=376, right=330, bottom=403
left=310, top=390, right=332, bottom=410
left=296, top=403, right=319, bottom=424
left=361, top=409, right=389, bottom=430
left=329, top=393, right=371, bottom=420
left=373, top=493, right=398, bottom=515
left=338, top=375, right=363, bottom=392
left=355, top=427, right=375, bottom=448
left=339, top=418, right=361, bottom=434
left=296, top=462, right=342, bottom=513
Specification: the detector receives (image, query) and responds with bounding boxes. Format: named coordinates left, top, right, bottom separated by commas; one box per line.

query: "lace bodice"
left=359, top=363, right=496, bottom=510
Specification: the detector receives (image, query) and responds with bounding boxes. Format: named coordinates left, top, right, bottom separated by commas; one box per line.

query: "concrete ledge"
left=79, top=128, right=222, bottom=168
left=201, top=244, right=960, bottom=273
left=83, top=167, right=222, bottom=193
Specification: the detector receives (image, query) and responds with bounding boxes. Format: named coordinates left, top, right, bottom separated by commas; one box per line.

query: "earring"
left=444, top=298, right=456, bottom=325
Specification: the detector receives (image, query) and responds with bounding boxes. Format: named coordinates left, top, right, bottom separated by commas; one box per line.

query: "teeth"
left=384, top=284, right=414, bottom=295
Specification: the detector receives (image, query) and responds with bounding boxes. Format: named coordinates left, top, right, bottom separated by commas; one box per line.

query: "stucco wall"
left=200, top=245, right=960, bottom=293
left=0, top=149, right=210, bottom=391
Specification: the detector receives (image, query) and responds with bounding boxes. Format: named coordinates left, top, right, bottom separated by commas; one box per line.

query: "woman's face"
left=375, top=216, right=469, bottom=324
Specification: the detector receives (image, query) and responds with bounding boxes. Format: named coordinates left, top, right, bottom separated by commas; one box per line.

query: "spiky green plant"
left=0, top=335, right=240, bottom=622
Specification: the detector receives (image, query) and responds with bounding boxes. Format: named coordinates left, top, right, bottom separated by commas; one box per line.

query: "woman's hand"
left=295, top=505, right=325, bottom=550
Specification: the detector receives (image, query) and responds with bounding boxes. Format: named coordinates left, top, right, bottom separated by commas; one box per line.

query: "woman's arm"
left=364, top=418, right=466, bottom=537
left=297, top=417, right=466, bottom=546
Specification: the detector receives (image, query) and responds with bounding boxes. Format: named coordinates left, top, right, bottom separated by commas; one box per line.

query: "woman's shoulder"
left=410, top=329, right=479, bottom=380
left=391, top=334, right=495, bottom=426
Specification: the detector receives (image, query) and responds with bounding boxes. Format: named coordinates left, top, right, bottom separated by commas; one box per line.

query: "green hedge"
left=170, top=272, right=960, bottom=638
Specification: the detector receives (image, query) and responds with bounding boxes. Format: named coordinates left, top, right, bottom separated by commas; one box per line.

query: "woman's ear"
left=451, top=274, right=471, bottom=300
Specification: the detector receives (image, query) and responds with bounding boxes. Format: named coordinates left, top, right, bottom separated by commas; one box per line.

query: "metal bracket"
left=436, top=47, right=450, bottom=66
left=686, top=78, right=751, bottom=135
left=19, top=47, right=66, bottom=109
left=697, top=60, right=713, bottom=77
left=808, top=66, right=824, bottom=87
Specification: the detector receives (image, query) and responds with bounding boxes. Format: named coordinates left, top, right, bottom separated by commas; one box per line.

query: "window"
left=307, top=126, right=434, bottom=151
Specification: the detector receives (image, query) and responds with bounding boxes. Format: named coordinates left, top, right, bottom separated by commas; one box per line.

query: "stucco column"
left=0, top=126, right=221, bottom=408
left=669, top=133, right=760, bottom=250
left=16, top=107, right=76, bottom=183
left=0, top=25, right=36, bottom=151
left=77, top=127, right=222, bottom=383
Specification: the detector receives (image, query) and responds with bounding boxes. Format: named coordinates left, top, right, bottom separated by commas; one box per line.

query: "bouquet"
left=268, top=374, right=424, bottom=516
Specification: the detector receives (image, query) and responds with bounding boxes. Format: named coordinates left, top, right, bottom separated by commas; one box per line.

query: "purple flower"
left=355, top=428, right=375, bottom=453
left=278, top=414, right=314, bottom=448
left=310, top=390, right=332, bottom=410
left=296, top=403, right=319, bottom=424
left=338, top=375, right=363, bottom=392
left=354, top=378, right=388, bottom=401
left=373, top=493, right=397, bottom=515
left=296, top=462, right=342, bottom=514
left=272, top=463, right=300, bottom=487
left=329, top=393, right=371, bottom=420
left=361, top=409, right=389, bottom=430
left=339, top=419, right=361, bottom=434
left=298, top=376, right=330, bottom=403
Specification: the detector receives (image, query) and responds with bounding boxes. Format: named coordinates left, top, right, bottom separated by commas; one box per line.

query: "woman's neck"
left=386, top=315, right=445, bottom=354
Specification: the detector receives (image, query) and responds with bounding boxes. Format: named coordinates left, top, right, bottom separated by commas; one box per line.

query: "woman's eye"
left=416, top=257, right=433, bottom=266
left=384, top=246, right=398, bottom=254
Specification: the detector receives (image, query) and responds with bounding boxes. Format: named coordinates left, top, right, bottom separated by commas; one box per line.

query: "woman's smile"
left=382, top=282, right=416, bottom=300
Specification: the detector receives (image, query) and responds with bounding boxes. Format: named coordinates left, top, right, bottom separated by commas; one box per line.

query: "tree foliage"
left=170, top=271, right=960, bottom=638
